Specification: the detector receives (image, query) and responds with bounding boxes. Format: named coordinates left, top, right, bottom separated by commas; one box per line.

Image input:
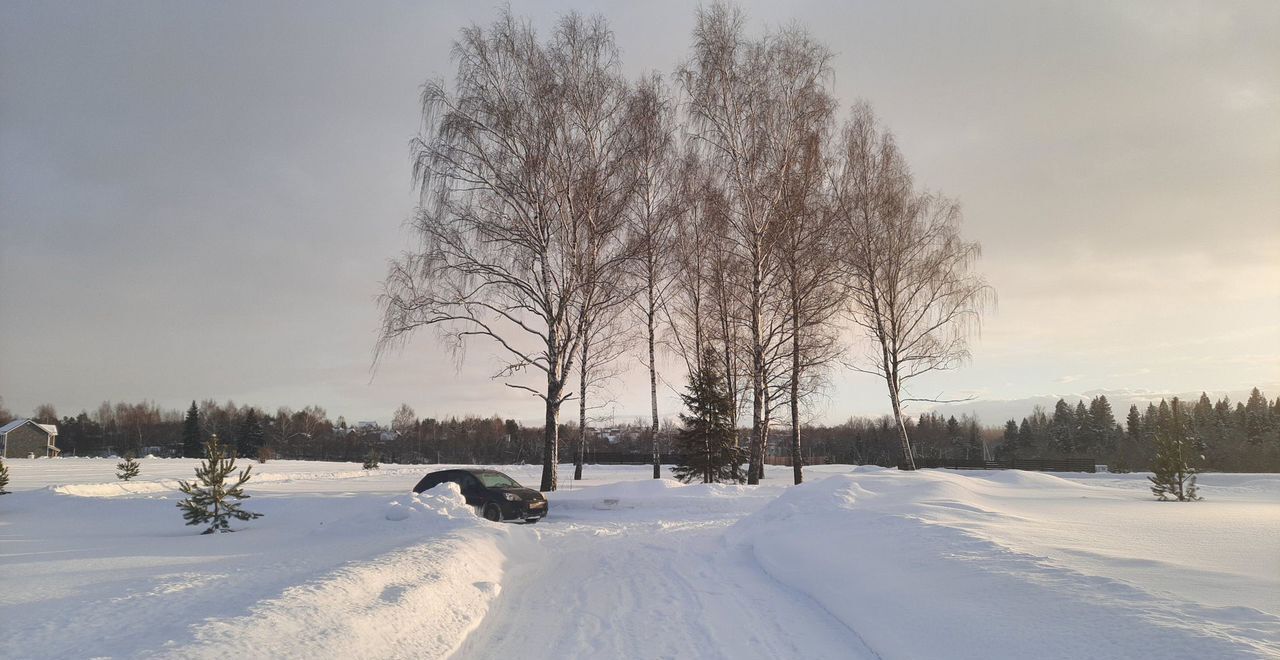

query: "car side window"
left=458, top=474, right=481, bottom=494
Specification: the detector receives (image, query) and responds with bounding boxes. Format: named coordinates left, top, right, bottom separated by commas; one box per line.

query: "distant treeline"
left=987, top=389, right=1280, bottom=472
left=803, top=389, right=1280, bottom=472
left=2, top=388, right=1276, bottom=471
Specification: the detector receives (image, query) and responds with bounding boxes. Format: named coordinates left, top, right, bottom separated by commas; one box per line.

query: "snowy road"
left=455, top=511, right=878, bottom=659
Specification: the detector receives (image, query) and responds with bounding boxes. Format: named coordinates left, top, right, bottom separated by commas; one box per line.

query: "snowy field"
left=1, top=458, right=1277, bottom=659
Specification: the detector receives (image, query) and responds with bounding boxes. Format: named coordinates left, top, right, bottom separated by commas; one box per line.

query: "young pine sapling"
left=116, top=454, right=140, bottom=481
left=177, top=434, right=263, bottom=534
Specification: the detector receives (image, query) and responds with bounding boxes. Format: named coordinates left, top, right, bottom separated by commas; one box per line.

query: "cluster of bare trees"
left=379, top=4, right=990, bottom=490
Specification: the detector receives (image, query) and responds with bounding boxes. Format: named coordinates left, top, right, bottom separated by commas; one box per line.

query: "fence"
left=901, top=457, right=1096, bottom=473
left=763, top=455, right=833, bottom=466
left=558, top=453, right=835, bottom=467
left=558, top=452, right=653, bottom=465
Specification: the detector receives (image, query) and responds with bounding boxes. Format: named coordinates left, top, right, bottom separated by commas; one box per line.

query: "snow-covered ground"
left=1, top=458, right=1277, bottom=659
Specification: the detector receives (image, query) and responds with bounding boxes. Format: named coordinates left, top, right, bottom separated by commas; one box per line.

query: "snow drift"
left=729, top=468, right=1280, bottom=659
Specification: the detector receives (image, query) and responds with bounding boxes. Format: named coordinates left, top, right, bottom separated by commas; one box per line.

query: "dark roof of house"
left=0, top=419, right=58, bottom=436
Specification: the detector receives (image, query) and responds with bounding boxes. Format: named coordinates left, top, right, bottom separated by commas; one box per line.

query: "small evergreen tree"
left=0, top=458, right=9, bottom=494
left=363, top=449, right=380, bottom=470
left=671, top=350, right=744, bottom=484
left=116, top=453, right=141, bottom=481
left=1149, top=400, right=1200, bottom=502
left=177, top=434, right=262, bottom=534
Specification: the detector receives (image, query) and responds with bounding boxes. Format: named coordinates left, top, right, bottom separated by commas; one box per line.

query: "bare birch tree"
left=666, top=151, right=719, bottom=376
left=775, top=131, right=843, bottom=484
left=832, top=104, right=993, bottom=470
left=678, top=4, right=834, bottom=484
left=552, top=17, right=638, bottom=482
left=573, top=292, right=632, bottom=479
left=624, top=73, right=682, bottom=479
left=377, top=11, right=630, bottom=491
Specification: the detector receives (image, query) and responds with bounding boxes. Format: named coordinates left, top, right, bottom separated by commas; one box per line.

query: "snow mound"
left=164, top=485, right=513, bottom=660
left=729, top=472, right=1280, bottom=659
left=383, top=483, right=475, bottom=521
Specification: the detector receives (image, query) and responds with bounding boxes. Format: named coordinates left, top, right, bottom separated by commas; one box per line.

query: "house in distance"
left=1, top=419, right=60, bottom=458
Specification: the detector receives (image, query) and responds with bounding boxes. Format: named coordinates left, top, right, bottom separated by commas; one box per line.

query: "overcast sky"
left=2, top=1, right=1277, bottom=426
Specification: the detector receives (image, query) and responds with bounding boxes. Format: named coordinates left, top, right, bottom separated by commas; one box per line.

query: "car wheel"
left=483, top=503, right=502, bottom=522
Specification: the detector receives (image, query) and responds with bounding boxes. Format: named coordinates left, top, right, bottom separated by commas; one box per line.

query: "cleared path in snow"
left=452, top=505, right=878, bottom=659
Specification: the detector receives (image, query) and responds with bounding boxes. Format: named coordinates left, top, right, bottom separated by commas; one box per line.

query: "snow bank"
left=2, top=479, right=524, bottom=660
left=157, top=483, right=515, bottom=660
left=729, top=471, right=1280, bottom=659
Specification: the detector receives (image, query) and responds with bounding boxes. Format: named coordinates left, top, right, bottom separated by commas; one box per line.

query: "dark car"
left=413, top=469, right=548, bottom=523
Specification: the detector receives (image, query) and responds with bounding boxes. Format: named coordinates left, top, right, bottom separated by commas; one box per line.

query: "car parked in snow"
left=413, top=468, right=548, bottom=523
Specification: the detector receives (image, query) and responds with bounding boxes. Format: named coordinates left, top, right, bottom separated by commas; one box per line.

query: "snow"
left=1, top=458, right=1277, bottom=659
left=730, top=468, right=1280, bottom=659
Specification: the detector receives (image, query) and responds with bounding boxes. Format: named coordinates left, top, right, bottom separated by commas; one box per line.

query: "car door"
left=456, top=473, right=484, bottom=505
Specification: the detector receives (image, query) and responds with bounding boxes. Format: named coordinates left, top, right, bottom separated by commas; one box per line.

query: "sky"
left=2, top=1, right=1277, bottom=427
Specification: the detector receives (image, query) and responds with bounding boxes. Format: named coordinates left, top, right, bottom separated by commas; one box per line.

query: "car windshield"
left=476, top=472, right=520, bottom=489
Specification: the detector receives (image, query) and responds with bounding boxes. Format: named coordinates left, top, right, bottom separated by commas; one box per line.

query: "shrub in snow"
left=0, top=458, right=9, bottom=494
left=257, top=446, right=274, bottom=464
left=363, top=450, right=380, bottom=471
left=177, top=433, right=263, bottom=534
left=116, top=454, right=141, bottom=481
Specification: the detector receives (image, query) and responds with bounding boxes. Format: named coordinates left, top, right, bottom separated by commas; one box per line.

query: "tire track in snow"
left=452, top=513, right=878, bottom=659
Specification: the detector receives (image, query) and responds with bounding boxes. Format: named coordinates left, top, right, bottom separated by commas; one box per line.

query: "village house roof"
left=0, top=419, right=58, bottom=436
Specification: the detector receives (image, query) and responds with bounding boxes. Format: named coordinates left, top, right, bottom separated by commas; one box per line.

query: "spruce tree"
left=1074, top=400, right=1090, bottom=450
left=999, top=419, right=1018, bottom=458
left=671, top=350, right=744, bottom=484
left=116, top=453, right=141, bottom=481
left=363, top=449, right=380, bottom=470
left=0, top=458, right=9, bottom=494
left=177, top=434, right=263, bottom=534
left=1150, top=400, right=1200, bottom=502
left=1050, top=399, right=1076, bottom=455
left=182, top=401, right=201, bottom=458
left=238, top=409, right=264, bottom=458
left=1244, top=388, right=1271, bottom=445
left=1087, top=395, right=1116, bottom=454
left=1017, top=418, right=1034, bottom=454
